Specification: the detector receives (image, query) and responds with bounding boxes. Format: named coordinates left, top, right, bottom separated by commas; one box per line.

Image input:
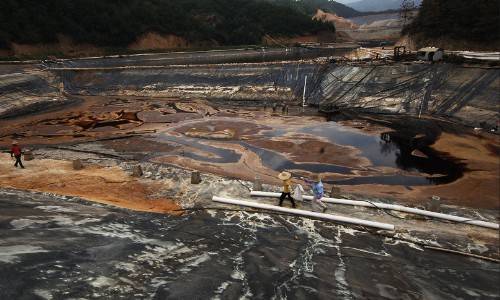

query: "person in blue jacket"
left=305, top=174, right=328, bottom=213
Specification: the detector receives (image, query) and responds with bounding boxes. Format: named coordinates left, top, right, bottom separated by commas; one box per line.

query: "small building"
left=417, top=47, right=444, bottom=62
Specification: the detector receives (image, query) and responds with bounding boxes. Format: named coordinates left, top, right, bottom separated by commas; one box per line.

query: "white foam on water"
left=342, top=246, right=390, bottom=257
left=0, top=245, right=49, bottom=263
left=333, top=229, right=352, bottom=299
left=273, top=218, right=353, bottom=299
left=80, top=223, right=177, bottom=250
left=207, top=209, right=219, bottom=218
left=149, top=277, right=171, bottom=293
left=115, top=262, right=137, bottom=272
left=230, top=269, right=245, bottom=280
left=33, top=289, right=53, bottom=300
left=178, top=252, right=212, bottom=273
left=90, top=276, right=116, bottom=288
left=375, top=283, right=399, bottom=299
left=384, top=238, right=425, bottom=251
left=218, top=210, right=281, bottom=234
left=10, top=218, right=47, bottom=229
left=338, top=226, right=360, bottom=236
left=466, top=242, right=488, bottom=254
left=187, top=253, right=211, bottom=267
left=135, top=243, right=188, bottom=268
left=211, top=281, right=231, bottom=300
left=35, top=206, right=78, bottom=213
left=230, top=252, right=253, bottom=299
left=73, top=218, right=102, bottom=225
left=49, top=216, right=79, bottom=226
left=10, top=216, right=101, bottom=230
left=178, top=253, right=210, bottom=273
left=463, top=288, right=481, bottom=297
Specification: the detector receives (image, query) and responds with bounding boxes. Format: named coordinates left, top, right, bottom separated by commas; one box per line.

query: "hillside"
left=0, top=0, right=335, bottom=55
left=404, top=0, right=500, bottom=50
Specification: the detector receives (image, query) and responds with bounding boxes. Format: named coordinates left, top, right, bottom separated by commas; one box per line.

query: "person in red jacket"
left=10, top=141, right=24, bottom=169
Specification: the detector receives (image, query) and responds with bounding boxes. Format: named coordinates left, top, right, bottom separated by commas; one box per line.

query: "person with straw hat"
left=305, top=174, right=328, bottom=213
left=10, top=141, right=25, bottom=169
left=278, top=171, right=296, bottom=208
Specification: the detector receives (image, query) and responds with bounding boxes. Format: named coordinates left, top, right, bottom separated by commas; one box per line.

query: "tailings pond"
left=1, top=96, right=497, bottom=209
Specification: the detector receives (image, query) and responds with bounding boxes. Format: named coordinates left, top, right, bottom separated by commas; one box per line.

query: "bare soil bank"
left=0, top=154, right=180, bottom=214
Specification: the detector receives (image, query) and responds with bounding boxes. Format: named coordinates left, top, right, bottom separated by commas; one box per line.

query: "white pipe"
left=250, top=191, right=499, bottom=230
left=302, top=75, right=308, bottom=107
left=212, top=196, right=395, bottom=231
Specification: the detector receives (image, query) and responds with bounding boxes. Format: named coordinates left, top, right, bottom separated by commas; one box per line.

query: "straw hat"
left=278, top=171, right=291, bottom=181
left=12, top=140, right=18, bottom=145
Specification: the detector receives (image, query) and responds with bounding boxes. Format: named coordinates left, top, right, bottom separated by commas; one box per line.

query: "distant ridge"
left=349, top=0, right=422, bottom=12
left=268, top=0, right=361, bottom=17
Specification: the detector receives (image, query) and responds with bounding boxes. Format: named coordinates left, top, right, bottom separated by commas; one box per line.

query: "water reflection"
left=300, top=122, right=401, bottom=167
left=155, top=120, right=464, bottom=186
left=380, top=131, right=465, bottom=184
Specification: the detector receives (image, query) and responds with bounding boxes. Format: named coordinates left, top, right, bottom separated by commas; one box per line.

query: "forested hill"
left=404, top=0, right=500, bottom=47
left=0, top=0, right=335, bottom=50
left=268, top=0, right=361, bottom=17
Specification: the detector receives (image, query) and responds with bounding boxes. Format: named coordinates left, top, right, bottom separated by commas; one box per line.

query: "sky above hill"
left=335, top=0, right=422, bottom=12
left=335, top=0, right=358, bottom=3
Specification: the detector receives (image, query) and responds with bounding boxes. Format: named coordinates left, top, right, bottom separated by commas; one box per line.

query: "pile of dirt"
left=128, top=32, right=189, bottom=51
left=313, top=9, right=359, bottom=30
left=9, top=35, right=104, bottom=58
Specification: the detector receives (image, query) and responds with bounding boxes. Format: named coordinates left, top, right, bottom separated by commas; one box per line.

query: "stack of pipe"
left=250, top=191, right=499, bottom=230
left=212, top=196, right=395, bottom=231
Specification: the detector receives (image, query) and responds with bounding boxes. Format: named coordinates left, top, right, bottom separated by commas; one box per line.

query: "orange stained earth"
left=0, top=154, right=181, bottom=214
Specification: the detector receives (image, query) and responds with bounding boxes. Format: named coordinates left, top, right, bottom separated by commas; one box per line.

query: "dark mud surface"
left=1, top=95, right=498, bottom=208
left=1, top=189, right=499, bottom=299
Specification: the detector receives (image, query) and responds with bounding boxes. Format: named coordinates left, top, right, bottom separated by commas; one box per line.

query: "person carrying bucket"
left=305, top=174, right=328, bottom=213
left=278, top=171, right=296, bottom=208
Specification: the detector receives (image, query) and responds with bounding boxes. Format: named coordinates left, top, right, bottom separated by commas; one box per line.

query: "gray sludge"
left=1, top=189, right=499, bottom=299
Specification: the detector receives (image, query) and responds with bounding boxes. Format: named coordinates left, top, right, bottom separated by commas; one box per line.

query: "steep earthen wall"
left=312, top=63, right=499, bottom=127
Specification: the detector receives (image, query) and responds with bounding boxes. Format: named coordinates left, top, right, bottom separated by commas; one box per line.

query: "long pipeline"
left=250, top=191, right=499, bottom=230
left=212, top=196, right=395, bottom=231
